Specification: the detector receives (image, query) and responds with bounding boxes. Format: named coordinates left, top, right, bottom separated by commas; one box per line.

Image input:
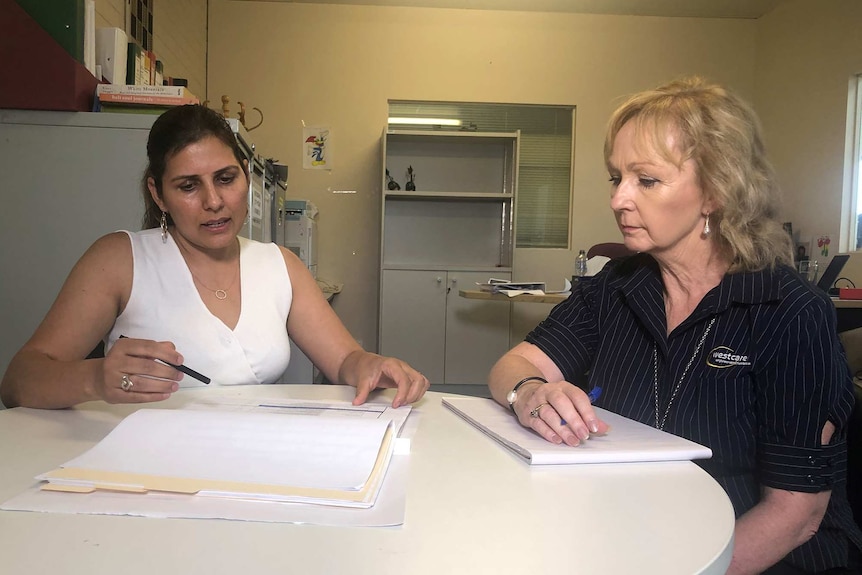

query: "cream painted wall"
left=755, top=0, right=862, bottom=267
left=207, top=1, right=757, bottom=350
left=94, top=0, right=207, bottom=97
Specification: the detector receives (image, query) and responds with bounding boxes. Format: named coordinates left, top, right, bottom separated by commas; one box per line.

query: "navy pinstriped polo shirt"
left=527, top=254, right=862, bottom=572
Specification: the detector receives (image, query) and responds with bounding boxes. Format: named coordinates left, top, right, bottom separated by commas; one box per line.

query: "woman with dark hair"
left=1, top=104, right=428, bottom=409
left=488, top=78, right=862, bottom=574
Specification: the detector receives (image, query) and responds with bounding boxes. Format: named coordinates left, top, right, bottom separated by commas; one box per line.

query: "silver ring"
left=121, top=374, right=133, bottom=392
left=530, top=402, right=550, bottom=418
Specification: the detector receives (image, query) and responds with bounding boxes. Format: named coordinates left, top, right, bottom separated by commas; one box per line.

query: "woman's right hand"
left=98, top=337, right=184, bottom=403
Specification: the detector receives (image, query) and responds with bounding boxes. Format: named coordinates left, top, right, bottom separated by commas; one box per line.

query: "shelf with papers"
left=382, top=263, right=512, bottom=273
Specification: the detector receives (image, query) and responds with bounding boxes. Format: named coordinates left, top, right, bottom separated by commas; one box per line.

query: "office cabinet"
left=378, top=129, right=519, bottom=384
left=380, top=269, right=511, bottom=384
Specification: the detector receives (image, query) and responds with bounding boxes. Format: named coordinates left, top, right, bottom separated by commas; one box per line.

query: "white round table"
left=0, top=385, right=735, bottom=574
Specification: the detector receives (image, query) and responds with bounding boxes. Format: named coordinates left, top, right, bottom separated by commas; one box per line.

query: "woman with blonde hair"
left=489, top=77, right=861, bottom=574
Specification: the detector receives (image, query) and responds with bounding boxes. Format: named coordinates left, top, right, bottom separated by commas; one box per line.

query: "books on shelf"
left=96, top=84, right=197, bottom=98
left=94, top=84, right=199, bottom=114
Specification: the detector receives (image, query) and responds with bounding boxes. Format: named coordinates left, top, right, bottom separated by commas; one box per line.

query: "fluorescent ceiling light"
left=388, top=117, right=462, bottom=126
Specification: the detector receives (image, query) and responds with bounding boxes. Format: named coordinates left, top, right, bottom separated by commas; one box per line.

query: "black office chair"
left=587, top=242, right=635, bottom=260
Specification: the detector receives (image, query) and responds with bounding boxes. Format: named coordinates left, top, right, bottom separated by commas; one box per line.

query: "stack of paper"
left=37, top=408, right=396, bottom=509
left=476, top=278, right=546, bottom=294
left=443, top=397, right=712, bottom=465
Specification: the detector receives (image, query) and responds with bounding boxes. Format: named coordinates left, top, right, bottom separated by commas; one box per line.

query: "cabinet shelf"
left=384, top=191, right=511, bottom=201
left=386, top=129, right=519, bottom=143
left=379, top=128, right=519, bottom=384
left=382, top=263, right=512, bottom=273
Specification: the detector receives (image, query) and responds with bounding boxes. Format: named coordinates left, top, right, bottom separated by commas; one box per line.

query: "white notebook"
left=442, top=396, right=712, bottom=465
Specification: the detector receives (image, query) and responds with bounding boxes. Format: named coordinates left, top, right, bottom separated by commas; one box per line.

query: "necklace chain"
left=173, top=234, right=240, bottom=301
left=189, top=267, right=238, bottom=300
left=652, top=317, right=716, bottom=430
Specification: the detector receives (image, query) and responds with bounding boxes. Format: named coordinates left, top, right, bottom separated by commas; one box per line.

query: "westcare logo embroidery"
left=707, top=346, right=751, bottom=368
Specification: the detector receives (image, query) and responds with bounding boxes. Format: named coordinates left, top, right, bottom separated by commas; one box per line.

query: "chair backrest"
left=587, top=242, right=635, bottom=259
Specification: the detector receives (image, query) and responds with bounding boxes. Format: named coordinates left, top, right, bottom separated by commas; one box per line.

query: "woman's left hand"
left=341, top=351, right=429, bottom=408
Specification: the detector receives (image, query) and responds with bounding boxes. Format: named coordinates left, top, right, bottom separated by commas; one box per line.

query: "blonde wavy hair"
left=603, top=77, right=793, bottom=272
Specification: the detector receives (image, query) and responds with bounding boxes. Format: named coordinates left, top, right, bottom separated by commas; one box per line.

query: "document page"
left=38, top=408, right=396, bottom=499
left=186, top=397, right=412, bottom=435
left=443, top=397, right=711, bottom=465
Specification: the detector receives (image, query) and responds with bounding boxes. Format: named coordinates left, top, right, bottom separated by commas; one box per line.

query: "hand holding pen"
left=99, top=336, right=209, bottom=404
left=119, top=335, right=210, bottom=384
left=522, top=381, right=610, bottom=447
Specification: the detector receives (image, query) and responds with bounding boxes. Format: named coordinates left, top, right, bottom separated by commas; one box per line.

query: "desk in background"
left=0, top=385, right=735, bottom=575
left=459, top=289, right=567, bottom=304
left=834, top=298, right=862, bottom=333
left=462, top=290, right=862, bottom=333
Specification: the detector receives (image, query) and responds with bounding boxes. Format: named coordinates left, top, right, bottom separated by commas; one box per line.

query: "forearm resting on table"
left=726, top=487, right=830, bottom=575
left=488, top=348, right=556, bottom=407
left=0, top=349, right=102, bottom=409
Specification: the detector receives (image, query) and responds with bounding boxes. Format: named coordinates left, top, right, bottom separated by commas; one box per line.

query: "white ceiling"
left=239, top=0, right=792, bottom=19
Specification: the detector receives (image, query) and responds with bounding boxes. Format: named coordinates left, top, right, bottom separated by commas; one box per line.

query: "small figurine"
left=237, top=101, right=264, bottom=132
left=386, top=168, right=401, bottom=190
left=405, top=165, right=416, bottom=191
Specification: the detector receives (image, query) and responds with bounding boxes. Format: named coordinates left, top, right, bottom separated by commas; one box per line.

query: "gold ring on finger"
left=121, top=374, right=134, bottom=392
left=530, top=402, right=550, bottom=418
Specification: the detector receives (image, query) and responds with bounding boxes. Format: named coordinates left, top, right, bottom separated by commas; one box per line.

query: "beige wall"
left=94, top=0, right=207, bottom=97
left=207, top=1, right=757, bottom=350
left=755, top=0, right=862, bottom=268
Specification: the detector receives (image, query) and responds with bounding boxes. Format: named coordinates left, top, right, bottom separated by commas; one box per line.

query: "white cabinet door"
left=380, top=270, right=446, bottom=383
left=444, top=271, right=511, bottom=384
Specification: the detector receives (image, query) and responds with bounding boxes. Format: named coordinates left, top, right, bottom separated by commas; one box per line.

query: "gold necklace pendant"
left=174, top=237, right=240, bottom=302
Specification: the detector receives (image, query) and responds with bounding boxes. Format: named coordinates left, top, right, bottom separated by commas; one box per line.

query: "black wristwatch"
left=506, top=376, right=548, bottom=412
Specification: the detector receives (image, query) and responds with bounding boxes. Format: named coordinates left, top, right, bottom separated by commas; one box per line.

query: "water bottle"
left=575, top=249, right=588, bottom=279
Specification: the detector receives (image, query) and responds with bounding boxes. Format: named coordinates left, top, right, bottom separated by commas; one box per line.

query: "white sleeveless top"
left=107, top=229, right=292, bottom=386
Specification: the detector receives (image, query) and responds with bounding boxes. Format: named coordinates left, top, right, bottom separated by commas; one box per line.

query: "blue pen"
left=560, top=386, right=601, bottom=426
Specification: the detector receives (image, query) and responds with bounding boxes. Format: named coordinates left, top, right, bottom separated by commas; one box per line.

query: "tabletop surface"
left=0, top=385, right=735, bottom=575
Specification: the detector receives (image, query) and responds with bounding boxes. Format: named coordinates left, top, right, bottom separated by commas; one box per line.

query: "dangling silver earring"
left=160, top=211, right=168, bottom=243
left=703, top=213, right=711, bottom=237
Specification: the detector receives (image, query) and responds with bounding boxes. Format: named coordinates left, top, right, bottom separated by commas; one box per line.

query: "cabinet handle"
left=436, top=277, right=443, bottom=283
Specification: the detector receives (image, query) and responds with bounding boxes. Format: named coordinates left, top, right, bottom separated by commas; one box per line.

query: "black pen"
left=118, top=335, right=211, bottom=384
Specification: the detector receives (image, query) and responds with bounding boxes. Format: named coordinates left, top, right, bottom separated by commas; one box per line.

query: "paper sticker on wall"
left=303, top=126, right=331, bottom=170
